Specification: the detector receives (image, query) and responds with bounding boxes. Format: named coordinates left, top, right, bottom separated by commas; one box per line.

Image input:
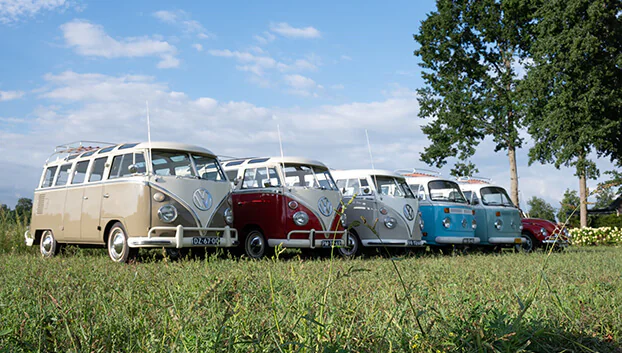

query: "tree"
left=526, top=196, right=556, bottom=223
left=557, top=189, right=580, bottom=227
left=594, top=186, right=615, bottom=209
left=522, top=0, right=622, bottom=227
left=15, top=198, right=32, bottom=222
left=413, top=0, right=536, bottom=207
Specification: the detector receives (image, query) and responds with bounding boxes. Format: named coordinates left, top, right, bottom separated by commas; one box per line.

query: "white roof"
left=403, top=175, right=453, bottom=185
left=221, top=156, right=328, bottom=170
left=331, top=169, right=404, bottom=179
left=458, top=182, right=505, bottom=193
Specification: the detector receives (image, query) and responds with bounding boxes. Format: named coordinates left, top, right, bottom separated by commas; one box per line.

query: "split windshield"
left=428, top=180, right=467, bottom=203
left=283, top=164, right=338, bottom=190
left=151, top=150, right=226, bottom=181
left=480, top=187, right=515, bottom=207
left=373, top=176, right=415, bottom=198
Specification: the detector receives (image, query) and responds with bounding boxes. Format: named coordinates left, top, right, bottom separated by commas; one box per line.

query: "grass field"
left=1, top=221, right=621, bottom=352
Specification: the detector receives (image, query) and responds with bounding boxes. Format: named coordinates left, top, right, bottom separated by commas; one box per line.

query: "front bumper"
left=24, top=230, right=33, bottom=246
left=435, top=236, right=480, bottom=245
left=489, top=237, right=525, bottom=245
left=271, top=229, right=348, bottom=248
left=542, top=237, right=570, bottom=247
left=128, top=225, right=238, bottom=248
left=362, top=239, right=426, bottom=247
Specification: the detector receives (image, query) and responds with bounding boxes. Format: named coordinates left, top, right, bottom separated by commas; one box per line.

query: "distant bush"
left=570, top=227, right=622, bottom=246
left=589, top=214, right=622, bottom=228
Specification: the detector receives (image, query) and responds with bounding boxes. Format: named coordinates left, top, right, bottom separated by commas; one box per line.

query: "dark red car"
left=518, top=217, right=570, bottom=252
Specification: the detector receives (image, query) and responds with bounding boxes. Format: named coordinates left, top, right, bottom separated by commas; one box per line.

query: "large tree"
left=522, top=0, right=622, bottom=227
left=557, top=189, right=581, bottom=227
left=526, top=196, right=557, bottom=223
left=414, top=0, right=536, bottom=206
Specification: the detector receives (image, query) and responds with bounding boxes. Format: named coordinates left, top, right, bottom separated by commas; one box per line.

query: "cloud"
left=253, top=31, right=276, bottom=45
left=192, top=43, right=203, bottom=52
left=269, top=22, right=321, bottom=39
left=283, top=74, right=322, bottom=97
left=152, top=10, right=213, bottom=40
left=0, top=0, right=72, bottom=24
left=340, top=55, right=352, bottom=61
left=208, top=49, right=318, bottom=78
left=60, top=19, right=179, bottom=68
left=0, top=90, right=25, bottom=101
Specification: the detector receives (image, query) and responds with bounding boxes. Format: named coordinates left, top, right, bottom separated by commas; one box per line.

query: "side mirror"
left=362, top=187, right=373, bottom=195
left=472, top=198, right=479, bottom=205
left=233, top=177, right=241, bottom=186
left=128, top=164, right=138, bottom=174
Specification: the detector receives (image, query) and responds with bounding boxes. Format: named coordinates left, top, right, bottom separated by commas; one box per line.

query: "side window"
left=336, top=179, right=346, bottom=192
left=242, top=168, right=258, bottom=189
left=109, top=153, right=133, bottom=179
left=360, top=178, right=369, bottom=187
left=267, top=167, right=281, bottom=187
left=134, top=153, right=146, bottom=174
left=89, top=157, right=107, bottom=182
left=225, top=170, right=238, bottom=181
left=71, top=161, right=89, bottom=184
left=55, top=164, right=72, bottom=186
left=341, top=178, right=360, bottom=197
left=41, top=166, right=58, bottom=188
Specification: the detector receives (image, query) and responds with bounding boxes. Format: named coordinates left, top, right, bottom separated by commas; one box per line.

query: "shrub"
left=569, top=227, right=622, bottom=246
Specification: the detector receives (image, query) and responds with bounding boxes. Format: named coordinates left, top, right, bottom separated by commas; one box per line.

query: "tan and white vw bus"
left=25, top=141, right=238, bottom=262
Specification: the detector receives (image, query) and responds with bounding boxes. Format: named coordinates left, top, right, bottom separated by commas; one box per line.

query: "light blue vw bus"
left=398, top=169, right=478, bottom=248
left=457, top=177, right=524, bottom=248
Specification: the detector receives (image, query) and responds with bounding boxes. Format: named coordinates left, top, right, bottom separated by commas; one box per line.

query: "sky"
left=0, top=0, right=617, bottom=213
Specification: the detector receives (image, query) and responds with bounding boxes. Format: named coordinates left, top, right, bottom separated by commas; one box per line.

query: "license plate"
left=192, top=237, right=220, bottom=246
left=321, top=240, right=343, bottom=248
left=462, top=238, right=475, bottom=244
left=514, top=238, right=523, bottom=244
left=407, top=239, right=422, bottom=246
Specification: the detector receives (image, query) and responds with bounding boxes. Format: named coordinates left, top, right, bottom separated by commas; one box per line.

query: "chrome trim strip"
left=434, top=236, right=481, bottom=244
left=35, top=177, right=148, bottom=192
left=488, top=237, right=524, bottom=244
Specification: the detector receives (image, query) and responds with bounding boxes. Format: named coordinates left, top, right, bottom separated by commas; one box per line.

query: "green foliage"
left=448, top=161, right=479, bottom=178
left=14, top=198, right=32, bottom=223
left=570, top=227, right=622, bottom=246
left=522, top=0, right=622, bottom=178
left=589, top=214, right=622, bottom=228
left=1, top=249, right=621, bottom=352
left=527, top=196, right=556, bottom=222
left=594, top=186, right=616, bottom=209
left=558, top=189, right=581, bottom=227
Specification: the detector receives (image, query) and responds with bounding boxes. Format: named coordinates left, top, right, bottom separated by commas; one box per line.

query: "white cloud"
left=330, top=84, right=345, bottom=90
left=0, top=0, right=71, bottom=24
left=283, top=74, right=321, bottom=97
left=340, top=55, right=352, bottom=61
left=208, top=49, right=318, bottom=78
left=269, top=22, right=321, bottom=39
left=152, top=10, right=212, bottom=40
left=0, top=90, right=25, bottom=101
left=60, top=19, right=179, bottom=69
left=254, top=31, right=276, bottom=45
left=192, top=43, right=203, bottom=52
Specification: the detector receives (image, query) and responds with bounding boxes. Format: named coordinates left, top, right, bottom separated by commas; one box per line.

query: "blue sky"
left=0, top=0, right=616, bottom=213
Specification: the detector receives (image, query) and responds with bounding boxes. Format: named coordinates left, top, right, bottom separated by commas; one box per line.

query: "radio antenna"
left=277, top=124, right=286, bottom=182
left=146, top=101, right=153, bottom=175
left=365, top=129, right=375, bottom=171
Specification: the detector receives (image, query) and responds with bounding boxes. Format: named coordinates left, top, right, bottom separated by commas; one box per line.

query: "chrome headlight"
left=158, top=204, right=178, bottom=223
left=494, top=219, right=503, bottom=230
left=418, top=212, right=424, bottom=230
left=471, top=219, right=477, bottom=230
left=224, top=207, right=234, bottom=225
left=540, top=227, right=547, bottom=237
left=519, top=224, right=523, bottom=230
left=293, top=211, right=309, bottom=226
left=442, top=217, right=451, bottom=229
left=384, top=217, right=397, bottom=229
left=340, top=213, right=347, bottom=227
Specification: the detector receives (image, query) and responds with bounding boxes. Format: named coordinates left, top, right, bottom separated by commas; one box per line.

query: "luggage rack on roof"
left=395, top=168, right=442, bottom=178
left=47, top=141, right=117, bottom=163
left=456, top=176, right=493, bottom=184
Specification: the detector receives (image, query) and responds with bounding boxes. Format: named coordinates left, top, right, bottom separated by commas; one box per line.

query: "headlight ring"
left=384, top=217, right=397, bottom=229
left=224, top=208, right=234, bottom=225
left=158, top=204, right=178, bottom=223
left=442, top=217, right=451, bottom=229
left=293, top=211, right=309, bottom=226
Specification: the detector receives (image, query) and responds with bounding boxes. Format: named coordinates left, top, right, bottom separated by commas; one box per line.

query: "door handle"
left=237, top=202, right=243, bottom=206
left=103, top=193, right=110, bottom=198
left=83, top=196, right=88, bottom=200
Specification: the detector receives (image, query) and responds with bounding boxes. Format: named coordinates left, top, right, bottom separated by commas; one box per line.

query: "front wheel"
left=40, top=230, right=58, bottom=258
left=107, top=222, right=135, bottom=263
left=245, top=229, right=269, bottom=259
left=515, top=233, right=536, bottom=253
left=338, top=231, right=361, bottom=258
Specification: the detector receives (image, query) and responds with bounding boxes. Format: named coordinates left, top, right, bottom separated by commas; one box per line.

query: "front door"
left=80, top=157, right=108, bottom=242
left=233, top=167, right=281, bottom=238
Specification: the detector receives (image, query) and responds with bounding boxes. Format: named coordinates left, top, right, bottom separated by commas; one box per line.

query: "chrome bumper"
left=271, top=229, right=348, bottom=249
left=128, top=225, right=238, bottom=248
left=435, top=236, right=480, bottom=245
left=24, top=230, right=33, bottom=247
left=362, top=239, right=426, bottom=247
left=489, top=237, right=525, bottom=244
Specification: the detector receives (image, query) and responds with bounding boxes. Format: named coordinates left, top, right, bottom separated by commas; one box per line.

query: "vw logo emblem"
left=193, top=188, right=213, bottom=211
left=403, top=204, right=415, bottom=221
left=462, top=218, right=468, bottom=228
left=318, top=197, right=333, bottom=217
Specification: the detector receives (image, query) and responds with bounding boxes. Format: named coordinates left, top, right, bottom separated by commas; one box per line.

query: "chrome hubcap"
left=341, top=234, right=357, bottom=256
left=41, top=232, right=52, bottom=255
left=248, top=233, right=264, bottom=257
left=110, top=229, right=125, bottom=260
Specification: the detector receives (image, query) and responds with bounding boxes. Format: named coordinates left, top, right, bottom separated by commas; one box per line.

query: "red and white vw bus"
left=222, top=157, right=347, bottom=259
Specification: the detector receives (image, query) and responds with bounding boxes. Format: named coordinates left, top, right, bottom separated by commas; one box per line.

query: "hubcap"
left=248, top=233, right=264, bottom=257
left=41, top=232, right=52, bottom=255
left=340, top=234, right=357, bottom=256
left=110, top=229, right=125, bottom=260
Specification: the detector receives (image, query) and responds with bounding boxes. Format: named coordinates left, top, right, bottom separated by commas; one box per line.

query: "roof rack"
left=456, top=176, right=492, bottom=184
left=46, top=141, right=117, bottom=163
left=395, top=168, right=442, bottom=178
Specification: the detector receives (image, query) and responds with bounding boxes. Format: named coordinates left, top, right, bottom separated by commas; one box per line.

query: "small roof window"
left=119, top=143, right=139, bottom=150
left=249, top=158, right=270, bottom=164
left=98, top=146, right=117, bottom=154
left=81, top=150, right=96, bottom=157
left=226, top=160, right=244, bottom=166
left=67, top=155, right=78, bottom=161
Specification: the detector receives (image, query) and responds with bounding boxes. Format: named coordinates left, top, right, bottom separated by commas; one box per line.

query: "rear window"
left=41, top=166, right=58, bottom=188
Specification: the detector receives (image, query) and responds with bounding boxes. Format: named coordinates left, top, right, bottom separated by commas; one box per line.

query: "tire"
left=245, top=229, right=269, bottom=259
left=39, top=230, right=57, bottom=258
left=107, top=222, right=134, bottom=263
left=515, top=233, right=536, bottom=253
left=165, top=248, right=189, bottom=261
left=338, top=231, right=361, bottom=258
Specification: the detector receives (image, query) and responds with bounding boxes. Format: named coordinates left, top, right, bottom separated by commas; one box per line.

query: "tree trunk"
left=579, top=172, right=588, bottom=228
left=508, top=143, right=519, bottom=208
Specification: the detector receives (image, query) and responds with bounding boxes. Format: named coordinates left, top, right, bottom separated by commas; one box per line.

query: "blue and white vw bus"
left=457, top=177, right=524, bottom=247
left=399, top=169, right=478, bottom=247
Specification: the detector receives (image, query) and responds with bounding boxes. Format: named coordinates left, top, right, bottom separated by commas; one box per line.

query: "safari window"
left=109, top=153, right=133, bottom=179
left=55, top=164, right=72, bottom=186
left=41, top=166, right=58, bottom=188
left=89, top=157, right=107, bottom=182
left=71, top=161, right=89, bottom=184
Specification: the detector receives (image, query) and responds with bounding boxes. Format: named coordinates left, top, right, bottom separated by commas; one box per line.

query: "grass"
left=1, top=212, right=621, bottom=352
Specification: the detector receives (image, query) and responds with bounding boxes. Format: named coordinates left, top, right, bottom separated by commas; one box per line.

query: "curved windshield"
left=373, top=176, right=415, bottom=198
left=428, top=180, right=467, bottom=203
left=481, top=187, right=515, bottom=207
left=283, top=164, right=337, bottom=190
left=151, top=150, right=226, bottom=181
